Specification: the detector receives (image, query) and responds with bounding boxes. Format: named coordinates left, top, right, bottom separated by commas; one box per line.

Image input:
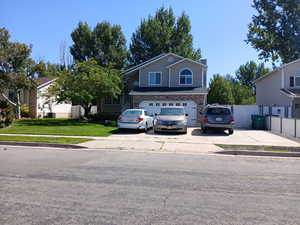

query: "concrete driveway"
left=80, top=128, right=300, bottom=153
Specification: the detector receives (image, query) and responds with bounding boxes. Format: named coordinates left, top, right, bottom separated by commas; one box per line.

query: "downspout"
left=281, top=66, right=285, bottom=89
left=168, top=68, right=171, bottom=87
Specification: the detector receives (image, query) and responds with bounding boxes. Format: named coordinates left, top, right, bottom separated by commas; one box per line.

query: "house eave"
left=122, top=53, right=185, bottom=75
left=129, top=91, right=208, bottom=96
left=254, top=58, right=300, bottom=83
left=37, top=78, right=57, bottom=89
left=166, top=58, right=208, bottom=68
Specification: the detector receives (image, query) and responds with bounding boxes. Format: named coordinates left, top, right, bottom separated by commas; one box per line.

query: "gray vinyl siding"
left=139, top=55, right=206, bottom=88
left=169, top=61, right=204, bottom=87
left=283, top=60, right=300, bottom=89
left=139, top=55, right=181, bottom=87
left=256, top=71, right=292, bottom=106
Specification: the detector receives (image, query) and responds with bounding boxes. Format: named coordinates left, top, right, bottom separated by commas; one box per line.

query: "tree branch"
left=0, top=93, right=17, bottom=106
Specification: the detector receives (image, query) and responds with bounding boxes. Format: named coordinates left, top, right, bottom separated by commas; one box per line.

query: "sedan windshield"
left=159, top=108, right=184, bottom=115
left=207, top=108, right=230, bottom=115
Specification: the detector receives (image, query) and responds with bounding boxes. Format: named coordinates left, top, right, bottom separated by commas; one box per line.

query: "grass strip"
left=0, top=119, right=117, bottom=137
left=0, top=135, right=91, bottom=144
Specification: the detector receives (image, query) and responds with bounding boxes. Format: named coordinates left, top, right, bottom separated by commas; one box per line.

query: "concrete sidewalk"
left=0, top=128, right=299, bottom=154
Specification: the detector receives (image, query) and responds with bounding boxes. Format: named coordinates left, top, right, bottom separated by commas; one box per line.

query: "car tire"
left=146, top=123, right=149, bottom=132
left=228, top=128, right=234, bottom=135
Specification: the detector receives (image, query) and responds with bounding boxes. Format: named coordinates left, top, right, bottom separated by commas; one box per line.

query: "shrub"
left=21, top=104, right=30, bottom=118
left=0, top=100, right=15, bottom=128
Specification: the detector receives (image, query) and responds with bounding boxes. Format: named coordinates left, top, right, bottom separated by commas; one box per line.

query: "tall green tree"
left=70, top=21, right=127, bottom=69
left=247, top=0, right=300, bottom=64
left=48, top=60, right=122, bottom=118
left=235, top=61, right=269, bottom=88
left=70, top=22, right=93, bottom=62
left=129, top=7, right=201, bottom=65
left=0, top=28, right=38, bottom=118
left=207, top=75, right=234, bottom=105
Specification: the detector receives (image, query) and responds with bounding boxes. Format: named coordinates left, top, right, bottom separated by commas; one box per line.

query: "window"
left=159, top=108, right=185, bottom=116
left=296, top=76, right=300, bottom=87
left=179, top=69, right=193, bottom=85
left=207, top=108, right=231, bottom=115
left=149, top=103, right=153, bottom=106
left=122, top=109, right=142, bottom=117
left=290, top=76, right=295, bottom=87
left=144, top=111, right=149, bottom=116
left=176, top=103, right=181, bottom=106
left=169, top=103, right=174, bottom=106
left=156, top=103, right=160, bottom=106
left=162, top=103, right=167, bottom=106
left=182, top=103, right=187, bottom=106
left=149, top=72, right=161, bottom=85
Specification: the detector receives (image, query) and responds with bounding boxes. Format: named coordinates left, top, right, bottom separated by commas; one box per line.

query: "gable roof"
left=254, top=58, right=300, bottom=83
left=123, top=53, right=206, bottom=75
left=37, top=78, right=57, bottom=89
left=122, top=53, right=168, bottom=75
left=166, top=58, right=207, bottom=68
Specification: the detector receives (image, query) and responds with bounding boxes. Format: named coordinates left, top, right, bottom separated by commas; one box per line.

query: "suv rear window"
left=207, top=108, right=231, bottom=115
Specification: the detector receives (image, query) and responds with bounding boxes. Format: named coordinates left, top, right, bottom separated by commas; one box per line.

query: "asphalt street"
left=0, top=146, right=300, bottom=225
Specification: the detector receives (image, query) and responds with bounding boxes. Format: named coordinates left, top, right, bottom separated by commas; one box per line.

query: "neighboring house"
left=99, top=53, right=208, bottom=126
left=255, top=58, right=300, bottom=118
left=0, top=77, right=72, bottom=119
left=36, top=78, right=72, bottom=118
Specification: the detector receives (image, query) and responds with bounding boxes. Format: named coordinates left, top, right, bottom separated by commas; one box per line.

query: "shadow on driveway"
left=191, top=128, right=230, bottom=136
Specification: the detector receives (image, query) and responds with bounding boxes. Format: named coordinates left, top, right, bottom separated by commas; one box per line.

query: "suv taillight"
left=202, top=117, right=208, bottom=122
left=229, top=117, right=234, bottom=123
left=117, top=116, right=122, bottom=121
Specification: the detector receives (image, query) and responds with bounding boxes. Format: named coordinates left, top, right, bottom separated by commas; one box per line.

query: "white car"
left=117, top=109, right=154, bottom=131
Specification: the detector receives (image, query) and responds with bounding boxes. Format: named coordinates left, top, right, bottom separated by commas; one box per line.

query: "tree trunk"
left=16, top=90, right=21, bottom=119
left=83, top=104, right=92, bottom=119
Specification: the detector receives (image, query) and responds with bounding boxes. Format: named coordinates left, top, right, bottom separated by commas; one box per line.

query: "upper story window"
left=179, top=68, right=193, bottom=85
left=148, top=72, right=161, bottom=86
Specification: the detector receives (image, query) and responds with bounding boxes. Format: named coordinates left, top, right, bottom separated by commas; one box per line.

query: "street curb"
left=216, top=150, right=300, bottom=157
left=0, top=141, right=87, bottom=149
left=215, top=144, right=300, bottom=152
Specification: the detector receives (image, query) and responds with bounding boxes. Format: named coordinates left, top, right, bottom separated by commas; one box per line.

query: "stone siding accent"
left=132, top=94, right=206, bottom=123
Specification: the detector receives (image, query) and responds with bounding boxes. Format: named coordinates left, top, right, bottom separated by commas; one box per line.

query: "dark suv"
left=200, top=105, right=234, bottom=135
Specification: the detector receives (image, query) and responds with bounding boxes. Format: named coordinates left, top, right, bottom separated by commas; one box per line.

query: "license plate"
left=216, top=117, right=223, bottom=122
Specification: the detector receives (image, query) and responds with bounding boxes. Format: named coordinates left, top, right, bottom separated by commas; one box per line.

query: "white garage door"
left=139, top=101, right=197, bottom=126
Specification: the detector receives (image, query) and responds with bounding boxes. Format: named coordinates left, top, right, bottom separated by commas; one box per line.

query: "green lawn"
left=0, top=135, right=91, bottom=144
left=0, top=119, right=117, bottom=137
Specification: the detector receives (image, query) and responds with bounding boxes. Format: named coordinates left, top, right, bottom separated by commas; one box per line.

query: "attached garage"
left=139, top=100, right=197, bottom=126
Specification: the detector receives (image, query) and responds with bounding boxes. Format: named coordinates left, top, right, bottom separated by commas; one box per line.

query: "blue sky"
left=1, top=0, right=261, bottom=81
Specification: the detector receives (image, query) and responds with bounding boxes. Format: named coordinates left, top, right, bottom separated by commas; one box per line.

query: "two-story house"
left=255, top=58, right=300, bottom=118
left=99, top=53, right=208, bottom=126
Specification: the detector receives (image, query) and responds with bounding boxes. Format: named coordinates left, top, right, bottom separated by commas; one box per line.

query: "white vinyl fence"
left=231, top=105, right=259, bottom=128
left=220, top=105, right=292, bottom=129
left=266, top=116, right=300, bottom=138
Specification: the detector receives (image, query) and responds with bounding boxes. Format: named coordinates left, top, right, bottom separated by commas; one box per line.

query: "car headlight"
left=176, top=120, right=187, bottom=125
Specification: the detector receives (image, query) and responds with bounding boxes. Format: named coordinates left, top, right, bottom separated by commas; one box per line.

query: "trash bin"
left=251, top=115, right=266, bottom=130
